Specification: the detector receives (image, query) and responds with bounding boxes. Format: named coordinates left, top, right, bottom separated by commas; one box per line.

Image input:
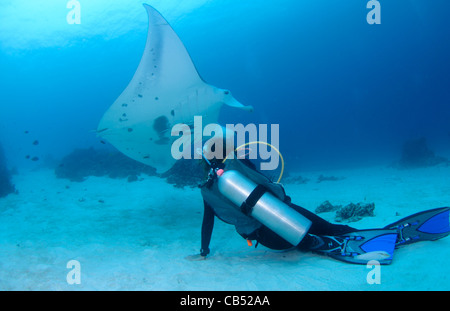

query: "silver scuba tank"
left=217, top=170, right=312, bottom=246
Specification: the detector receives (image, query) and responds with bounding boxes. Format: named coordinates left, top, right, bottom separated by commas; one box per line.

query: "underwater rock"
left=0, top=143, right=15, bottom=198
left=335, top=202, right=375, bottom=223
left=161, top=159, right=205, bottom=188
left=315, top=200, right=341, bottom=213
left=55, top=148, right=157, bottom=182
left=397, top=137, right=448, bottom=168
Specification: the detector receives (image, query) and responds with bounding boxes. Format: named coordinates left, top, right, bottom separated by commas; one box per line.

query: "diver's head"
left=200, top=126, right=235, bottom=169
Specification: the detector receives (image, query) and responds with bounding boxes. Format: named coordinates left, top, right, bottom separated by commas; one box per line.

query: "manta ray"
left=97, top=4, right=252, bottom=173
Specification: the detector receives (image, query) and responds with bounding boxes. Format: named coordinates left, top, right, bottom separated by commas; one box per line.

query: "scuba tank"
left=217, top=169, right=312, bottom=246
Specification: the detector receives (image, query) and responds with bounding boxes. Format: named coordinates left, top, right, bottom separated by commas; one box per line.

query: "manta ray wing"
left=98, top=4, right=252, bottom=173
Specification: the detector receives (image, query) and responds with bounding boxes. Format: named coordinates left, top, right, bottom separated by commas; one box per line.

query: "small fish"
left=31, top=156, right=39, bottom=161
left=32, top=140, right=39, bottom=145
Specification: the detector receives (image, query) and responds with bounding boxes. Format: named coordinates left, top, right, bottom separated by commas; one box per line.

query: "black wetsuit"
left=199, top=159, right=356, bottom=256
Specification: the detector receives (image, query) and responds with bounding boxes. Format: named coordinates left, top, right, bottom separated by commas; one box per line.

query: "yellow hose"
left=222, top=141, right=284, bottom=183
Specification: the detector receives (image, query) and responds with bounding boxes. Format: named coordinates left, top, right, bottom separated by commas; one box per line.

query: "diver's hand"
left=185, top=254, right=207, bottom=261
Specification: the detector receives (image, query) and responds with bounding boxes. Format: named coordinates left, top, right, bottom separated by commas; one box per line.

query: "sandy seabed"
left=1, top=164, right=449, bottom=291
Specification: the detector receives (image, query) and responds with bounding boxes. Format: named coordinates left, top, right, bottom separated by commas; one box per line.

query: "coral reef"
left=55, top=147, right=205, bottom=188
left=317, top=174, right=345, bottom=183
left=335, top=202, right=375, bottom=223
left=315, top=200, right=341, bottom=213
left=161, top=159, right=205, bottom=188
left=0, top=143, right=15, bottom=198
left=397, top=137, right=448, bottom=168
left=282, top=175, right=309, bottom=184
left=55, top=148, right=157, bottom=182
left=315, top=201, right=375, bottom=223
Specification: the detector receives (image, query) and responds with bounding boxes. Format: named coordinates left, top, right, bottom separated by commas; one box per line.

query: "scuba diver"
left=189, top=132, right=450, bottom=265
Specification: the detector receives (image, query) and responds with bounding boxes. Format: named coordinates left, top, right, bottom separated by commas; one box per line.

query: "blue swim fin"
left=384, top=207, right=450, bottom=247
left=310, top=229, right=398, bottom=265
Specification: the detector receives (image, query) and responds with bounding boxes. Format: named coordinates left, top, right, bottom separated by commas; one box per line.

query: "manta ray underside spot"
left=97, top=4, right=252, bottom=173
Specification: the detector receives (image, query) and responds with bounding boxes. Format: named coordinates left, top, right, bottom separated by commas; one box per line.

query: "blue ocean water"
left=1, top=1, right=450, bottom=292
left=1, top=0, right=449, bottom=171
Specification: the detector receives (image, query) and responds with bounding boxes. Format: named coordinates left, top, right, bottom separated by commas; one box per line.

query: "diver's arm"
left=200, top=200, right=215, bottom=257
